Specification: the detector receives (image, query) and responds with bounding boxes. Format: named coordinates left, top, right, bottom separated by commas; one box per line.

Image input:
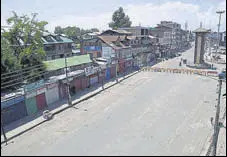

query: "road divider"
left=142, top=67, right=218, bottom=77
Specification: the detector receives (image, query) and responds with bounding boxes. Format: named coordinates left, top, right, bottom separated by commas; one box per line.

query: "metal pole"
left=64, top=53, right=72, bottom=106
left=211, top=79, right=222, bottom=156
left=98, top=67, right=104, bottom=90
left=116, top=52, right=119, bottom=83
left=1, top=117, right=7, bottom=144
left=215, top=11, right=225, bottom=57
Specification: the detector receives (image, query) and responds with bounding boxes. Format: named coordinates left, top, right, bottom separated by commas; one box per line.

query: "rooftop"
left=97, top=35, right=129, bottom=50
left=100, top=29, right=132, bottom=35
left=43, top=54, right=92, bottom=71
left=193, top=27, right=211, bottom=33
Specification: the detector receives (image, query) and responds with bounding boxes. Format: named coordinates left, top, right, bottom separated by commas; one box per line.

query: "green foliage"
left=109, top=7, right=132, bottom=29
left=54, top=26, right=63, bottom=34
left=54, top=26, right=100, bottom=44
left=1, top=37, right=21, bottom=73
left=2, top=11, right=48, bottom=67
left=1, top=12, right=48, bottom=91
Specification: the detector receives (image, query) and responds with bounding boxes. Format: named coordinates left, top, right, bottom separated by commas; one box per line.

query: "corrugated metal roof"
left=43, top=54, right=92, bottom=71
left=48, top=70, right=84, bottom=81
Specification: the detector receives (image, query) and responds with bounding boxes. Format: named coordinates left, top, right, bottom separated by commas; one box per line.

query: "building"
left=100, top=29, right=132, bottom=36
left=80, top=37, right=103, bottom=58
left=42, top=33, right=74, bottom=60
left=82, top=32, right=102, bottom=40
left=149, top=25, right=173, bottom=57
left=6, top=32, right=74, bottom=61
left=159, top=21, right=182, bottom=50
left=43, top=54, right=93, bottom=78
left=118, top=26, right=149, bottom=36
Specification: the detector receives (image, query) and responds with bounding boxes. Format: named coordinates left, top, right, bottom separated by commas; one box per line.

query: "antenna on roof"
left=200, top=21, right=202, bottom=28
left=185, top=21, right=188, bottom=31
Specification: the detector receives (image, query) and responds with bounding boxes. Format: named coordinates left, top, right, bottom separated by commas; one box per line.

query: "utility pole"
left=98, top=67, right=104, bottom=90
left=64, top=53, right=72, bottom=106
left=116, top=51, right=119, bottom=83
left=215, top=10, right=225, bottom=57
left=211, top=78, right=222, bottom=156
left=1, top=115, right=7, bottom=145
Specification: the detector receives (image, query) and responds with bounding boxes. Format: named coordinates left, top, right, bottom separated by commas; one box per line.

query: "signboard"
left=1, top=95, right=25, bottom=109
left=36, top=87, right=47, bottom=95
left=102, top=47, right=115, bottom=59
left=84, top=46, right=101, bottom=51
left=24, top=80, right=45, bottom=93
left=47, top=83, right=58, bottom=90
left=62, top=78, right=73, bottom=84
left=84, top=66, right=99, bottom=76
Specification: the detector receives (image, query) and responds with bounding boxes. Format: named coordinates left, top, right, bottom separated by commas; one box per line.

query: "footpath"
left=1, top=68, right=141, bottom=145
left=200, top=100, right=226, bottom=156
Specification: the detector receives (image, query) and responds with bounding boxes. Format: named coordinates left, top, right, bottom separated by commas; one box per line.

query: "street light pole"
left=1, top=114, right=7, bottom=145
left=211, top=78, right=223, bottom=156
left=64, top=53, right=72, bottom=106
left=116, top=51, right=119, bottom=83
left=215, top=10, right=225, bottom=57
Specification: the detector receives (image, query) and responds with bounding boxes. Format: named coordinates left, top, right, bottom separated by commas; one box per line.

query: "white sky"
left=1, top=0, right=226, bottom=32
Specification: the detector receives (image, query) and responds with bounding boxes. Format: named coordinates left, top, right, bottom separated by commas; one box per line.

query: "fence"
left=142, top=67, right=218, bottom=77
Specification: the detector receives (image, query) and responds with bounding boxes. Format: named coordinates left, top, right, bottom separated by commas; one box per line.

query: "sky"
left=1, top=0, right=226, bottom=32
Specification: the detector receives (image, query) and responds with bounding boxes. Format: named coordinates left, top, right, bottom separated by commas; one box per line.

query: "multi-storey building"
left=80, top=29, right=158, bottom=69
left=149, top=25, right=173, bottom=57
left=159, top=21, right=182, bottom=50
left=118, top=26, right=149, bottom=36
left=42, top=33, right=73, bottom=60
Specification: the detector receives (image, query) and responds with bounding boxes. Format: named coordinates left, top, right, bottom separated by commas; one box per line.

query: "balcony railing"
left=46, top=49, right=72, bottom=55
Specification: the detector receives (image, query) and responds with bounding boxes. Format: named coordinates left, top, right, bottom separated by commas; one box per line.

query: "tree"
left=1, top=11, right=48, bottom=68
left=1, top=12, right=48, bottom=90
left=1, top=37, right=20, bottom=73
left=54, top=26, right=100, bottom=44
left=109, top=7, right=132, bottom=29
left=54, top=26, right=63, bottom=34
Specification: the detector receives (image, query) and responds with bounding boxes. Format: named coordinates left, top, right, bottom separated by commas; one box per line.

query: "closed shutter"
left=36, top=93, right=47, bottom=111
left=75, top=78, right=82, bottom=92
left=46, top=83, right=59, bottom=106
left=90, top=75, right=98, bottom=85
left=2, top=101, right=28, bottom=125
left=81, top=77, right=89, bottom=89
left=25, top=97, right=38, bottom=115
left=105, top=68, right=111, bottom=80
left=110, top=65, right=116, bottom=78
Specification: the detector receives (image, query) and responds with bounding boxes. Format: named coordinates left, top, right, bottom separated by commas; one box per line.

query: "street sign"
left=84, top=66, right=98, bottom=76
left=36, top=87, right=47, bottom=95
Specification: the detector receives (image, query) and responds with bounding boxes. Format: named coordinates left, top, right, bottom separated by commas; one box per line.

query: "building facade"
left=42, top=33, right=73, bottom=60
left=118, top=26, right=149, bottom=36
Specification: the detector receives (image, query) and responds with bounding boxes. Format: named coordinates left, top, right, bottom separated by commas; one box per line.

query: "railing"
left=46, top=49, right=72, bottom=55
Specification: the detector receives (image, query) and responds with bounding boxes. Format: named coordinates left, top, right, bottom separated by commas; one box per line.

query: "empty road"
left=1, top=47, right=223, bottom=156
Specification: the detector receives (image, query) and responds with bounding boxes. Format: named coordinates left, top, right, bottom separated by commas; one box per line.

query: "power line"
left=211, top=78, right=223, bottom=156
left=1, top=64, right=45, bottom=77
left=1, top=71, right=48, bottom=90
left=1, top=65, right=46, bottom=80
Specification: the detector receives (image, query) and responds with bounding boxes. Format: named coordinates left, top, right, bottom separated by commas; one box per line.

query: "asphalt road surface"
left=1, top=47, right=223, bottom=156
